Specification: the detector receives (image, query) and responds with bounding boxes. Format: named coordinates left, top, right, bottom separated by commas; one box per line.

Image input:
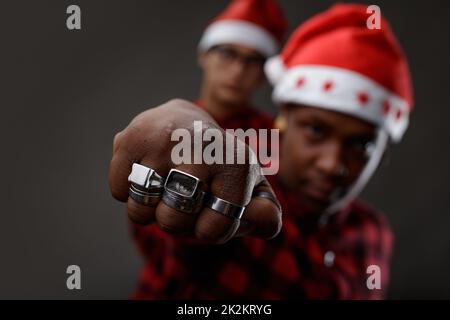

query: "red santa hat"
left=198, top=0, right=287, bottom=57
left=265, top=3, right=414, bottom=142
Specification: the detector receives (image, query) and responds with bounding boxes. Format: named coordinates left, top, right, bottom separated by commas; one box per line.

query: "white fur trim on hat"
left=264, top=55, right=286, bottom=85
left=198, top=20, right=278, bottom=57
left=272, top=65, right=410, bottom=142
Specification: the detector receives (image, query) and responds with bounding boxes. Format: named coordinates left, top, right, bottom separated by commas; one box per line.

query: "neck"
left=200, top=86, right=247, bottom=121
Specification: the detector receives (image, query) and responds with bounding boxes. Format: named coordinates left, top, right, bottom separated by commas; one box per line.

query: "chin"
left=222, top=96, right=246, bottom=107
left=297, top=192, right=331, bottom=215
left=218, top=90, right=246, bottom=106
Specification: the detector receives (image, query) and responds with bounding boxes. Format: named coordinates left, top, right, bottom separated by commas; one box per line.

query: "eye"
left=244, top=56, right=265, bottom=67
left=304, top=123, right=326, bottom=140
left=217, top=47, right=237, bottom=60
left=347, top=138, right=376, bottom=158
left=294, top=117, right=330, bottom=143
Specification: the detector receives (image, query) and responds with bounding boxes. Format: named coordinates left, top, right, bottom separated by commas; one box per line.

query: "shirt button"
left=324, top=250, right=335, bottom=267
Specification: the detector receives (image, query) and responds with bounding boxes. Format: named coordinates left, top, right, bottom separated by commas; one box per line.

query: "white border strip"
left=198, top=20, right=278, bottom=57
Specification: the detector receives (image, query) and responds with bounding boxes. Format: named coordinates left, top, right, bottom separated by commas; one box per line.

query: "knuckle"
left=214, top=163, right=257, bottom=205
left=167, top=98, right=190, bottom=106
left=113, top=131, right=123, bottom=151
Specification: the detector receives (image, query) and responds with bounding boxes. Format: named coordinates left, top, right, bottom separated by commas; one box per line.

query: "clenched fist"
left=109, top=99, right=281, bottom=244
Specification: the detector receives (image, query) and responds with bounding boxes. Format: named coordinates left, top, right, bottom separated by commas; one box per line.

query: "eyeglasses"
left=211, top=46, right=266, bottom=69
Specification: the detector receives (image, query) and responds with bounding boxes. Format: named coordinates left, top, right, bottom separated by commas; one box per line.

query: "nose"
left=229, top=58, right=247, bottom=77
left=315, top=142, right=346, bottom=178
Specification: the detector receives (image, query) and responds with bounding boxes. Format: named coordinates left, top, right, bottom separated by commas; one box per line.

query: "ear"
left=274, top=105, right=292, bottom=132
left=274, top=108, right=289, bottom=132
left=279, top=104, right=291, bottom=118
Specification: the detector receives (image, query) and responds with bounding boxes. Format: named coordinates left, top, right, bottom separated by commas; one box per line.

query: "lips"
left=303, top=185, right=332, bottom=203
left=223, top=83, right=243, bottom=93
left=301, top=179, right=341, bottom=205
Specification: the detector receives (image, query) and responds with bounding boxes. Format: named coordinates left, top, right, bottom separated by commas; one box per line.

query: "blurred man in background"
left=195, top=0, right=286, bottom=130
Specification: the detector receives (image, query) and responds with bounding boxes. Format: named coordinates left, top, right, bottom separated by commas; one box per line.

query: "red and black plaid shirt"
left=130, top=103, right=393, bottom=299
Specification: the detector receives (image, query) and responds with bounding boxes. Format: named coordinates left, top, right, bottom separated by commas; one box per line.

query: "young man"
left=258, top=3, right=413, bottom=298
left=110, top=4, right=413, bottom=299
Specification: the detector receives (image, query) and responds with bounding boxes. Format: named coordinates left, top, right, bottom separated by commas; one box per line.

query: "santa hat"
left=198, top=0, right=287, bottom=57
left=265, top=3, right=413, bottom=142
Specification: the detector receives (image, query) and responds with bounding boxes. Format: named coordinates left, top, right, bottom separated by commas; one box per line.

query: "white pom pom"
left=264, top=55, right=286, bottom=85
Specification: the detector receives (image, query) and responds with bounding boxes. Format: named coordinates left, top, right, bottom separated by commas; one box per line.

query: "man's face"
left=199, top=44, right=266, bottom=106
left=279, top=105, right=378, bottom=214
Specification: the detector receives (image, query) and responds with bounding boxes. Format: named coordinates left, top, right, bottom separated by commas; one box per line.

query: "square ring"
left=128, top=163, right=164, bottom=189
left=164, top=169, right=202, bottom=199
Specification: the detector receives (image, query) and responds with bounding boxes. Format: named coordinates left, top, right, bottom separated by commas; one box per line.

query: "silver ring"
left=128, top=163, right=165, bottom=189
left=128, top=163, right=165, bottom=206
left=129, top=184, right=163, bottom=206
left=162, top=169, right=206, bottom=215
left=205, top=195, right=245, bottom=220
left=252, top=190, right=282, bottom=212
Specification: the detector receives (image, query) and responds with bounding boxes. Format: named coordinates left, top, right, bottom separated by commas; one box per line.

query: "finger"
left=235, top=177, right=282, bottom=239
left=127, top=199, right=157, bottom=225
left=155, top=164, right=211, bottom=236
left=109, top=148, right=134, bottom=202
left=126, top=156, right=168, bottom=225
left=113, top=131, right=123, bottom=155
left=108, top=127, right=148, bottom=202
left=194, top=163, right=258, bottom=244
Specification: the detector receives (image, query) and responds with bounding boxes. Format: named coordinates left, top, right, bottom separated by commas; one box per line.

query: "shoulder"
left=346, top=200, right=390, bottom=229
left=245, top=105, right=274, bottom=130
left=343, top=199, right=394, bottom=253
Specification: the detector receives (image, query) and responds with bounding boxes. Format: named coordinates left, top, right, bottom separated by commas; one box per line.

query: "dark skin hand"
left=109, top=99, right=281, bottom=244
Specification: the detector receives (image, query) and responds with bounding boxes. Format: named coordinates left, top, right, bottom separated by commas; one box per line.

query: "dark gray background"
left=1, top=0, right=449, bottom=299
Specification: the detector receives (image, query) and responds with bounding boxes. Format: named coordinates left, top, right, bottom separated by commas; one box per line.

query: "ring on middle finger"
left=162, top=169, right=206, bottom=215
